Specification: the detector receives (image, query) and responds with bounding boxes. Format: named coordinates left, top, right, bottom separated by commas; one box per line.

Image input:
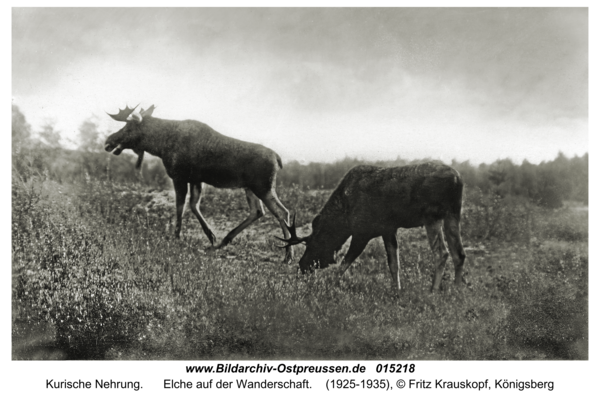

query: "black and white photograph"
left=9, top=3, right=594, bottom=396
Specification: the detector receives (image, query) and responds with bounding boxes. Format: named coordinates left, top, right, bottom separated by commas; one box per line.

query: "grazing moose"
left=105, top=105, right=294, bottom=262
left=278, top=163, right=466, bottom=291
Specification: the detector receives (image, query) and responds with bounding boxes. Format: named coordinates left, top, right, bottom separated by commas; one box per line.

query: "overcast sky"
left=12, top=7, right=588, bottom=165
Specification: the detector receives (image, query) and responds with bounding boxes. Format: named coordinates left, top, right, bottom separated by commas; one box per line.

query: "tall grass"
left=12, top=173, right=588, bottom=360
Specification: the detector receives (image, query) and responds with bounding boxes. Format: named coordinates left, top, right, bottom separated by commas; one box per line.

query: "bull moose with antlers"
left=279, top=163, right=466, bottom=291
left=105, top=105, right=294, bottom=262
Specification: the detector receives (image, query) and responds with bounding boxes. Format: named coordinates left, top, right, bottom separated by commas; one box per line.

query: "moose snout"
left=105, top=142, right=124, bottom=155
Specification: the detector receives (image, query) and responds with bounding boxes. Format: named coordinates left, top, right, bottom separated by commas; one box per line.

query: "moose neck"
left=135, top=117, right=177, bottom=159
left=314, top=195, right=351, bottom=243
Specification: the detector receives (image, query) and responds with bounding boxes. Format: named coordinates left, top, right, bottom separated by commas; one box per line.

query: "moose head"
left=278, top=212, right=350, bottom=273
left=105, top=104, right=156, bottom=169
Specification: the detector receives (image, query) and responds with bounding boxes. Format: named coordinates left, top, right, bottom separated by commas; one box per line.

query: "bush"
left=12, top=174, right=178, bottom=359
left=506, top=284, right=587, bottom=359
left=461, top=189, right=535, bottom=243
left=538, top=209, right=588, bottom=242
left=504, top=249, right=588, bottom=359
left=12, top=170, right=588, bottom=360
left=13, top=192, right=153, bottom=358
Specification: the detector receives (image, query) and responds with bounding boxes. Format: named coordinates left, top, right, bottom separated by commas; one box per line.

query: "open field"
left=12, top=177, right=588, bottom=360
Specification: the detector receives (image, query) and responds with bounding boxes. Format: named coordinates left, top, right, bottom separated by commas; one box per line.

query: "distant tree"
left=39, top=120, right=62, bottom=148
left=533, top=167, right=563, bottom=208
left=78, top=117, right=103, bottom=152
left=572, top=153, right=589, bottom=204
left=77, top=117, right=109, bottom=179
left=516, top=159, right=537, bottom=198
left=487, top=168, right=506, bottom=187
left=12, top=104, right=31, bottom=150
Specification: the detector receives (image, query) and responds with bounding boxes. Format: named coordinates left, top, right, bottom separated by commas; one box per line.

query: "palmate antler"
left=140, top=105, right=156, bottom=118
left=107, top=104, right=139, bottom=122
left=275, top=213, right=310, bottom=249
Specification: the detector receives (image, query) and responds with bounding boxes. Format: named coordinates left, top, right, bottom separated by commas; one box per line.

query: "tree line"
left=13, top=104, right=587, bottom=208
left=279, top=153, right=588, bottom=208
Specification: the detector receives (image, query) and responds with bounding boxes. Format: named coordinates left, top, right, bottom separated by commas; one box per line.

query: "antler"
left=275, top=213, right=309, bottom=248
left=107, top=104, right=139, bottom=122
left=140, top=105, right=156, bottom=118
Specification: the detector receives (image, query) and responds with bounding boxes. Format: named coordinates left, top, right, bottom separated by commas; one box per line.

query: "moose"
left=278, top=163, right=466, bottom=291
left=105, top=105, right=294, bottom=262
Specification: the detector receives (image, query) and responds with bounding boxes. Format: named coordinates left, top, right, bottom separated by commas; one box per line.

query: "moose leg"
left=443, top=215, right=466, bottom=286
left=425, top=220, right=450, bottom=291
left=216, top=188, right=265, bottom=248
left=189, top=183, right=217, bottom=246
left=339, top=235, right=371, bottom=276
left=173, top=180, right=188, bottom=239
left=261, top=188, right=294, bottom=263
left=382, top=233, right=401, bottom=290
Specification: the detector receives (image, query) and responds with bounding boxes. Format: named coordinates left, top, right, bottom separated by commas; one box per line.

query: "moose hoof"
left=205, top=246, right=218, bottom=254
left=282, top=253, right=294, bottom=265
left=390, top=289, right=401, bottom=300
left=214, top=237, right=232, bottom=249
left=430, top=285, right=442, bottom=293
left=206, top=232, right=217, bottom=246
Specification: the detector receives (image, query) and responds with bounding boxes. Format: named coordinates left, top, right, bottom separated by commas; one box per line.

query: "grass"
left=12, top=176, right=588, bottom=360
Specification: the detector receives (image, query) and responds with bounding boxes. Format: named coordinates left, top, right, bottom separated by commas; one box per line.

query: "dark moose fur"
left=284, top=163, right=466, bottom=291
left=105, top=105, right=294, bottom=261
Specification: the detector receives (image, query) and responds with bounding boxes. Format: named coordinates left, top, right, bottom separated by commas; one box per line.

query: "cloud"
left=12, top=8, right=588, bottom=164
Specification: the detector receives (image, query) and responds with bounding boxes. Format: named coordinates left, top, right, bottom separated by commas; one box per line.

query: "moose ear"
left=140, top=105, right=156, bottom=118
left=130, top=112, right=142, bottom=123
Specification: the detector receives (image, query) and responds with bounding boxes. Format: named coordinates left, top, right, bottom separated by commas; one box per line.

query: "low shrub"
left=12, top=173, right=588, bottom=360
left=538, top=209, right=588, bottom=242
left=504, top=249, right=588, bottom=359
